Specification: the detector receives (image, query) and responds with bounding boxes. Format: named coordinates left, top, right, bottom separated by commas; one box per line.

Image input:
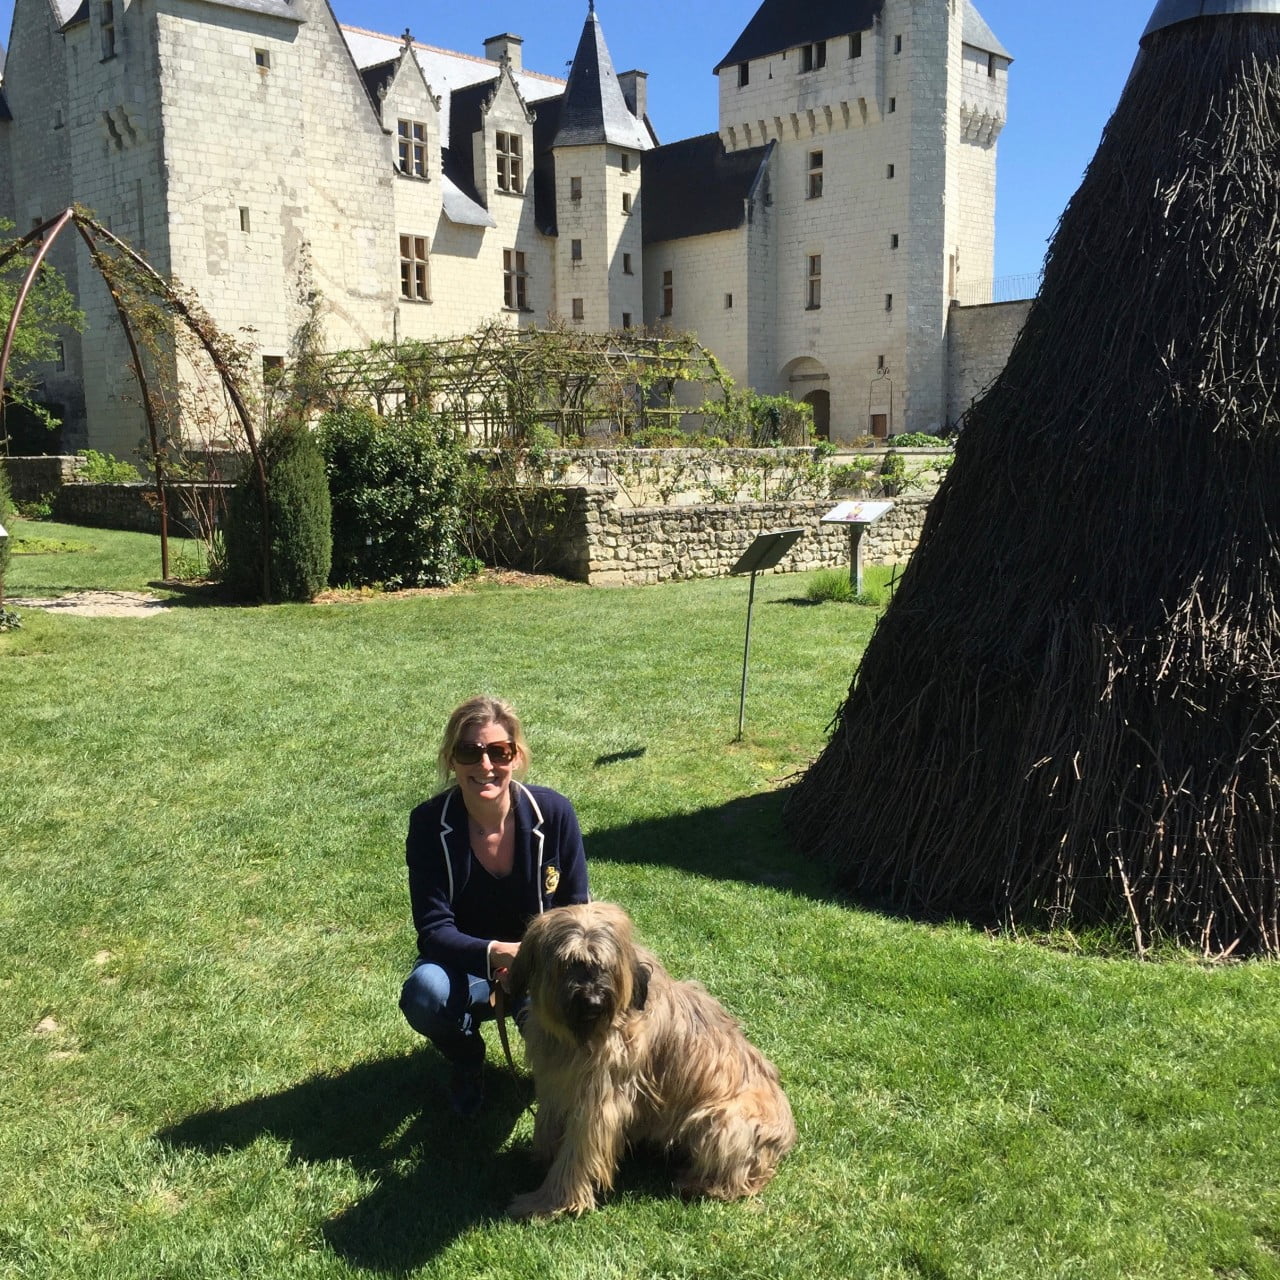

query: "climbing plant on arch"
left=0, top=205, right=272, bottom=598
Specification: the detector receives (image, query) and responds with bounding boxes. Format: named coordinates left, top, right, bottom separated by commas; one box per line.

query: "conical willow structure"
left=787, top=4, right=1280, bottom=956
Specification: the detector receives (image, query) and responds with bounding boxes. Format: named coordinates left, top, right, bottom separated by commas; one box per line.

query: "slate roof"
left=642, top=133, right=772, bottom=244
left=963, top=2, right=1011, bottom=59
left=359, top=56, right=399, bottom=106
left=715, top=0, right=883, bottom=71
left=552, top=5, right=652, bottom=151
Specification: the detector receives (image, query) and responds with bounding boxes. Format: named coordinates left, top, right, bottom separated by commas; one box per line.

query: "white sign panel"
left=820, top=500, right=895, bottom=525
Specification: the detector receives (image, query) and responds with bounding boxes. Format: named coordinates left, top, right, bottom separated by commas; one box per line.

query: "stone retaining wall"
left=488, top=487, right=929, bottom=586
left=52, top=481, right=227, bottom=538
left=3, top=454, right=87, bottom=501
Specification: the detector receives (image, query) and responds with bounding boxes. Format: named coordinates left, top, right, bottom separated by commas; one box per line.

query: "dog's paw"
left=506, top=1187, right=595, bottom=1221
left=506, top=1191, right=563, bottom=1221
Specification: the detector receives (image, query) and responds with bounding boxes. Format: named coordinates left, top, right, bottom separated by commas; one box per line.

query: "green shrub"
left=806, top=567, right=857, bottom=604
left=223, top=422, right=332, bottom=602
left=889, top=432, right=951, bottom=448
left=318, top=404, right=467, bottom=589
left=0, top=462, right=13, bottom=594
left=76, top=449, right=139, bottom=483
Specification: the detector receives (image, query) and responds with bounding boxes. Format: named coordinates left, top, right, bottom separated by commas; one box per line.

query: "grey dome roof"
left=1143, top=0, right=1280, bottom=41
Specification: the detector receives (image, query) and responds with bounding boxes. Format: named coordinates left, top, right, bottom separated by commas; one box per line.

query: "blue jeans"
left=399, top=960, right=494, bottom=1067
left=400, top=959, right=531, bottom=1068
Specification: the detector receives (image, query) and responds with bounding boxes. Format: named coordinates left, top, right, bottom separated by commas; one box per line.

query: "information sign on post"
left=730, top=528, right=805, bottom=741
left=820, top=500, right=895, bottom=595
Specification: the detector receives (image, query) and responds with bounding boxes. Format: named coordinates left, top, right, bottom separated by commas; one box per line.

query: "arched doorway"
left=801, top=389, right=830, bottom=440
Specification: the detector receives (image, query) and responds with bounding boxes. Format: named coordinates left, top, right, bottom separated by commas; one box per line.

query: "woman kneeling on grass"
left=400, top=695, right=590, bottom=1116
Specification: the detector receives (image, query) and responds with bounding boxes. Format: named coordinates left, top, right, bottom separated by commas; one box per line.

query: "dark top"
left=405, top=781, right=590, bottom=977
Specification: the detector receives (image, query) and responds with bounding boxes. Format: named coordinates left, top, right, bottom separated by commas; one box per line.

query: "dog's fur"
left=505, top=902, right=796, bottom=1219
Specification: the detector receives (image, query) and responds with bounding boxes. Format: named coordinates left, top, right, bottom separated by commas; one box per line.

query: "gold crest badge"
left=544, top=864, right=561, bottom=895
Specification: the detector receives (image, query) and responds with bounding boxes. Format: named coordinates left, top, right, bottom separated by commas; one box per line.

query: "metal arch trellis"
left=315, top=324, right=731, bottom=444
left=0, top=206, right=273, bottom=599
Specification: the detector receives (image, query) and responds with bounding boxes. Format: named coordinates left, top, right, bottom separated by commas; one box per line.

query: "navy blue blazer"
left=405, top=781, right=590, bottom=977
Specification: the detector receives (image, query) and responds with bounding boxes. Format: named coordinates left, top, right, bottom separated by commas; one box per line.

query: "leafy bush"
left=0, top=606, right=21, bottom=632
left=223, top=422, right=332, bottom=602
left=701, top=390, right=813, bottom=446
left=318, top=404, right=467, bottom=589
left=0, top=462, right=13, bottom=593
left=889, top=432, right=951, bottom=448
left=76, top=449, right=139, bottom=482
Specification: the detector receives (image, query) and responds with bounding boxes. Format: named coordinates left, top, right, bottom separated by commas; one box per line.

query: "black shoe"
left=448, top=1062, right=485, bottom=1118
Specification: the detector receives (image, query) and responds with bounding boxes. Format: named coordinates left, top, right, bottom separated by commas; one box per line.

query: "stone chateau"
left=0, top=0, right=1012, bottom=456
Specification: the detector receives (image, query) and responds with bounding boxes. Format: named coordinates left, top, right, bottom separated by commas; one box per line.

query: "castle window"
left=737, top=61, right=750, bottom=87
left=620, top=152, right=632, bottom=174
left=623, top=252, right=633, bottom=275
left=571, top=238, right=583, bottom=262
left=807, top=150, right=824, bottom=200
left=496, top=132, right=523, bottom=193
left=398, top=120, right=428, bottom=178
left=503, top=248, right=529, bottom=310
left=887, top=163, right=895, bottom=179
left=894, top=34, right=903, bottom=54
left=570, top=175, right=582, bottom=201
left=54, top=340, right=66, bottom=372
left=255, top=48, right=271, bottom=70
left=850, top=32, right=862, bottom=59
left=399, top=235, right=430, bottom=301
left=724, top=293, right=733, bottom=310
left=877, top=355, right=885, bottom=371
left=622, top=312, right=633, bottom=329
left=988, top=53, right=997, bottom=78
left=888, top=97, right=897, bottom=113
left=100, top=0, right=116, bottom=58
left=571, top=298, right=585, bottom=322
left=891, top=232, right=900, bottom=249
left=661, top=269, right=673, bottom=317
left=621, top=191, right=633, bottom=215
left=800, top=42, right=826, bottom=73
left=239, top=207, right=251, bottom=233
left=885, top=293, right=894, bottom=312
left=807, top=254, right=822, bottom=310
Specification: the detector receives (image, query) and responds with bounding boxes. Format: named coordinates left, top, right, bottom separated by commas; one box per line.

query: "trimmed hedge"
left=318, top=405, right=467, bottom=589
left=223, top=423, right=332, bottom=602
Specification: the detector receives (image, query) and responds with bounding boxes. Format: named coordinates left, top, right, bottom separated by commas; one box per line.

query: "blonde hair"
left=436, top=695, right=530, bottom=787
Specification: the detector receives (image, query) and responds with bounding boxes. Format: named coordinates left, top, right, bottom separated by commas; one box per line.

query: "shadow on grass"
left=158, top=1050, right=537, bottom=1272
left=586, top=786, right=837, bottom=902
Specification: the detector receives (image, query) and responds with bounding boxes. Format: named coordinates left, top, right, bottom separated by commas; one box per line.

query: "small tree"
left=0, top=219, right=85, bottom=447
left=223, top=421, right=331, bottom=602
left=318, top=404, right=467, bottom=588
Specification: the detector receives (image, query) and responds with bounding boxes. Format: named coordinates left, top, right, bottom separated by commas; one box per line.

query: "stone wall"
left=3, top=454, right=86, bottom=501
left=488, top=485, right=929, bottom=586
left=946, top=298, right=1033, bottom=423
left=51, top=480, right=227, bottom=538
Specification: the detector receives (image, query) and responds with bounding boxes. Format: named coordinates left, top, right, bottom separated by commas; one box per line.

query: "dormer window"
left=800, top=42, right=826, bottom=73
left=496, top=132, right=523, bottom=193
left=398, top=120, right=428, bottom=178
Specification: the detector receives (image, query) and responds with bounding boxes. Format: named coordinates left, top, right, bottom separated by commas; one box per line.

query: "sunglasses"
left=452, top=740, right=518, bottom=766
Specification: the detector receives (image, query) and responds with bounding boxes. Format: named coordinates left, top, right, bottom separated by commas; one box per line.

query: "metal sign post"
left=819, top=500, right=895, bottom=594
left=730, top=528, right=804, bottom=741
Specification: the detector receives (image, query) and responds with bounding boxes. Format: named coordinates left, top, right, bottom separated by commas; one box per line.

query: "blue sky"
left=1, top=0, right=1158, bottom=279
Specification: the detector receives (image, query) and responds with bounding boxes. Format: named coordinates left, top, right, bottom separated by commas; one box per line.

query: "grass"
left=2, top=522, right=1279, bottom=1279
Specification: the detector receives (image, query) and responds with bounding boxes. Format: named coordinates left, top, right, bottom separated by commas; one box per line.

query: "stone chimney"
left=618, top=69, right=648, bottom=121
left=484, top=33, right=523, bottom=72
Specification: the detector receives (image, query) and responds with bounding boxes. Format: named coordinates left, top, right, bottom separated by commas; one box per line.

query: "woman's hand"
left=491, top=940, right=520, bottom=989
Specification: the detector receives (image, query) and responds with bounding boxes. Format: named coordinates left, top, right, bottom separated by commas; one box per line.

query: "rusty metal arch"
left=0, top=206, right=272, bottom=598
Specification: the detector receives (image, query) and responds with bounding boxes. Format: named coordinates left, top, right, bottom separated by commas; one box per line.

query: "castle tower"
left=707, top=0, right=1008, bottom=437
left=550, top=3, right=652, bottom=332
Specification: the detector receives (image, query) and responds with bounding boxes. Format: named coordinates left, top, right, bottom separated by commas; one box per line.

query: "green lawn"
left=2, top=522, right=1278, bottom=1279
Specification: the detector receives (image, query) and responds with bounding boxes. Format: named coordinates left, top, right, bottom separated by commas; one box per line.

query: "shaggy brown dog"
left=504, top=902, right=796, bottom=1219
